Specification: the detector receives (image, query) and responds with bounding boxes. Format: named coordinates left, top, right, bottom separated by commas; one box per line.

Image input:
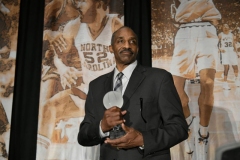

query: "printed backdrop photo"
left=36, top=0, right=124, bottom=159
left=151, top=0, right=240, bottom=160
left=0, top=0, right=20, bottom=159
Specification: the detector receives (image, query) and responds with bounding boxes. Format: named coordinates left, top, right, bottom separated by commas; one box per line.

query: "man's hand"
left=44, top=30, right=70, bottom=53
left=104, top=124, right=144, bottom=149
left=50, top=45, right=82, bottom=89
left=101, top=107, right=127, bottom=133
left=57, top=66, right=82, bottom=89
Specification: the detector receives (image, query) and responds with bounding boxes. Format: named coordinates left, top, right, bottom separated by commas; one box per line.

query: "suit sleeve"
left=142, top=71, right=188, bottom=157
left=78, top=82, right=103, bottom=146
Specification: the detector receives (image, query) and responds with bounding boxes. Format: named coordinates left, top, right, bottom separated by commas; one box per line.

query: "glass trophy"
left=103, top=91, right=125, bottom=139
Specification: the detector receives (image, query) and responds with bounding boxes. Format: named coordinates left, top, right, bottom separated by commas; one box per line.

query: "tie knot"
left=117, top=72, right=124, bottom=80
left=114, top=72, right=124, bottom=92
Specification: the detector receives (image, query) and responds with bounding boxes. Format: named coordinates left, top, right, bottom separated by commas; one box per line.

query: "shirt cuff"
left=139, top=144, right=144, bottom=150
left=99, top=120, right=109, bottom=138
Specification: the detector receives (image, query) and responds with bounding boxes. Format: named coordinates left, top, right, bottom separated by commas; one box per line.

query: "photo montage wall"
left=36, top=0, right=124, bottom=160
left=0, top=0, right=20, bottom=159
left=151, top=0, right=240, bottom=160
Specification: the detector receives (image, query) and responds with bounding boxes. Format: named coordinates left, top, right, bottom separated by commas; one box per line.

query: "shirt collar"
left=114, top=60, right=137, bottom=80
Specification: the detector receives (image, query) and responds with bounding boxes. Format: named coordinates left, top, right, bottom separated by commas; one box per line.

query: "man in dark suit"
left=78, top=26, right=188, bottom=160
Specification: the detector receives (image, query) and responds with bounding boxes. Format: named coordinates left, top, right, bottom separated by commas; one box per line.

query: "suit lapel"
left=103, top=65, right=146, bottom=110
left=122, top=65, right=146, bottom=109
left=104, top=70, right=114, bottom=93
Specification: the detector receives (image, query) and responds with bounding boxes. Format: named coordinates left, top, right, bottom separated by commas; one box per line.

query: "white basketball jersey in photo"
left=75, top=16, right=116, bottom=89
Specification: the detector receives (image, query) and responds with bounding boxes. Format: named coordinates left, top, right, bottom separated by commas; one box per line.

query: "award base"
left=109, top=125, right=126, bottom=139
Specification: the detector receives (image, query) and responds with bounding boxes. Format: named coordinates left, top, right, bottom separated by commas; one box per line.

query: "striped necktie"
left=114, top=72, right=124, bottom=93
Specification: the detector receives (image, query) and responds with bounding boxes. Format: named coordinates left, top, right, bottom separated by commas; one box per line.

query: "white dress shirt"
left=99, top=60, right=137, bottom=137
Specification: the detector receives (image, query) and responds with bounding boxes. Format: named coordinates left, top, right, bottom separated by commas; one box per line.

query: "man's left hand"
left=104, top=123, right=144, bottom=149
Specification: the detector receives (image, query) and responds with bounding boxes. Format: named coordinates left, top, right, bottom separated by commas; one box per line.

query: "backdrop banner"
left=0, top=0, right=20, bottom=159
left=36, top=0, right=124, bottom=159
left=151, top=0, right=240, bottom=160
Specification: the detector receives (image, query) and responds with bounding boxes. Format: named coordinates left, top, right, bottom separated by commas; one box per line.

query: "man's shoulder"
left=138, top=65, right=171, bottom=77
left=110, top=16, right=124, bottom=32
left=141, top=65, right=169, bottom=73
left=90, top=71, right=112, bottom=84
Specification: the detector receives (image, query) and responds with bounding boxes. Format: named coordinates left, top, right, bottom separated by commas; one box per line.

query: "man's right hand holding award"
left=102, top=91, right=144, bottom=150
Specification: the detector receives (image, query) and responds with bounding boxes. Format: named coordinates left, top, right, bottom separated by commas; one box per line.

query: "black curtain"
left=8, top=0, right=44, bottom=159
left=8, top=0, right=151, bottom=159
left=124, top=0, right=152, bottom=66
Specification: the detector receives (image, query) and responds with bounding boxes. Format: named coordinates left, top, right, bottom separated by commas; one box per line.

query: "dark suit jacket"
left=78, top=64, right=188, bottom=160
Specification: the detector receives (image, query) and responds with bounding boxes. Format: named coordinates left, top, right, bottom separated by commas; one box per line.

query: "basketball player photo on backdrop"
left=0, top=0, right=20, bottom=159
left=151, top=0, right=240, bottom=160
left=36, top=0, right=124, bottom=159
